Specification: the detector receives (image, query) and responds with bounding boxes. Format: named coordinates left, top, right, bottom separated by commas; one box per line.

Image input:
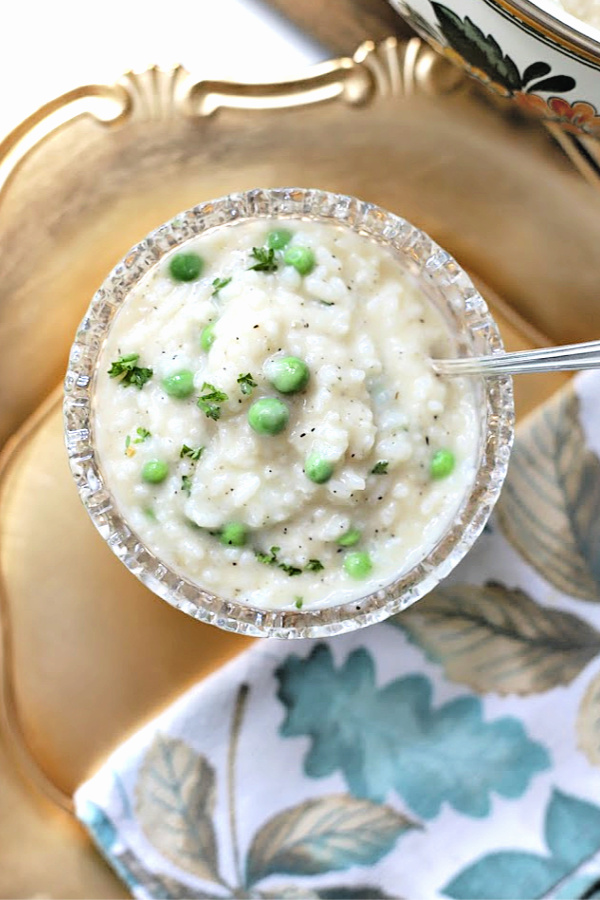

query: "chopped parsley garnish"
left=181, top=474, right=192, bottom=496
left=212, top=276, right=232, bottom=296
left=197, top=382, right=228, bottom=420
left=255, top=546, right=317, bottom=578
left=200, top=382, right=227, bottom=402
left=180, top=444, right=205, bottom=460
left=280, top=562, right=302, bottom=577
left=237, top=372, right=257, bottom=396
left=248, top=246, right=278, bottom=273
left=294, top=596, right=304, bottom=609
left=108, top=353, right=153, bottom=389
left=255, top=546, right=280, bottom=566
left=319, top=299, right=335, bottom=306
left=126, top=427, right=151, bottom=452
left=370, top=460, right=389, bottom=475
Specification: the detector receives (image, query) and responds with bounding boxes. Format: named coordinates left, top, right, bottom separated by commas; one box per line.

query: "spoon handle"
left=432, top=339, right=600, bottom=377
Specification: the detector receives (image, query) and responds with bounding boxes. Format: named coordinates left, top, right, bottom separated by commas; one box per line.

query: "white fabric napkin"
left=75, top=371, right=600, bottom=900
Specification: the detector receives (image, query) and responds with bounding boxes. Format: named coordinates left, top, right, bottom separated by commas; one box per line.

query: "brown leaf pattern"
left=496, top=385, right=600, bottom=601
left=395, top=582, right=600, bottom=695
left=117, top=849, right=220, bottom=899
left=246, top=794, right=416, bottom=886
left=134, top=733, right=221, bottom=885
left=577, top=669, right=600, bottom=767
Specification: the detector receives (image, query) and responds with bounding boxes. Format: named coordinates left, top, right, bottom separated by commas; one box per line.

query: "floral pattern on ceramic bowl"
left=389, top=0, right=600, bottom=136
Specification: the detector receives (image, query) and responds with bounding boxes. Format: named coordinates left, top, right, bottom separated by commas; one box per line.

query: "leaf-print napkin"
left=75, top=371, right=600, bottom=900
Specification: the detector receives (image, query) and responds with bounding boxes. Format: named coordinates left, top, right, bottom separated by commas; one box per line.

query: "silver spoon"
left=432, top=339, right=600, bottom=377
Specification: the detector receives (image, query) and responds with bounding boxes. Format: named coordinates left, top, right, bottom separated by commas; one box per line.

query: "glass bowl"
left=64, top=187, right=514, bottom=639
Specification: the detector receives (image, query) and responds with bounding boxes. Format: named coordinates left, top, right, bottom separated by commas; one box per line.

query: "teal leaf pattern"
left=80, top=802, right=144, bottom=893
left=545, top=790, right=600, bottom=865
left=245, top=794, right=415, bottom=886
left=443, top=790, right=600, bottom=899
left=276, top=644, right=549, bottom=819
left=80, top=800, right=118, bottom=853
left=432, top=2, right=522, bottom=90
left=444, top=852, right=565, bottom=900
left=553, top=874, right=600, bottom=899
left=134, top=733, right=221, bottom=885
left=497, top=386, right=600, bottom=601
left=391, top=581, right=600, bottom=695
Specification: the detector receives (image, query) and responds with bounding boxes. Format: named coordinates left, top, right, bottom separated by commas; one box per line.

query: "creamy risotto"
left=546, top=0, right=600, bottom=29
left=95, top=219, right=478, bottom=611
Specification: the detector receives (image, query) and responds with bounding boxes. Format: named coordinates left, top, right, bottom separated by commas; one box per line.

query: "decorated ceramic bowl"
left=389, top=0, right=600, bottom=137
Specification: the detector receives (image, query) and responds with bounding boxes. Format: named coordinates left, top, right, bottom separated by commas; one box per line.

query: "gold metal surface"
left=0, top=37, right=593, bottom=896
left=2, top=39, right=600, bottom=447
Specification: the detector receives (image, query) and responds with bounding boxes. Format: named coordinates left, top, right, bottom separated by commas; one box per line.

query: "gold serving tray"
left=0, top=37, right=596, bottom=897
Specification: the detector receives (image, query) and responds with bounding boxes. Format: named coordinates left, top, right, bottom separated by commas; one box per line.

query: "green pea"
left=220, top=522, right=247, bottom=547
left=344, top=551, right=373, bottom=579
left=267, top=228, right=292, bottom=250
left=430, top=448, right=456, bottom=480
left=200, top=322, right=216, bottom=351
left=141, top=460, right=169, bottom=484
left=162, top=369, right=194, bottom=399
left=248, top=397, right=290, bottom=435
left=169, top=252, right=203, bottom=282
left=284, top=245, right=315, bottom=275
left=304, top=452, right=334, bottom=484
left=337, top=527, right=362, bottom=547
left=265, top=356, right=310, bottom=394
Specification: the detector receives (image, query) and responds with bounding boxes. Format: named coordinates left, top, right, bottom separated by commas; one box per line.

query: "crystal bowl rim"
left=63, top=186, right=515, bottom=639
